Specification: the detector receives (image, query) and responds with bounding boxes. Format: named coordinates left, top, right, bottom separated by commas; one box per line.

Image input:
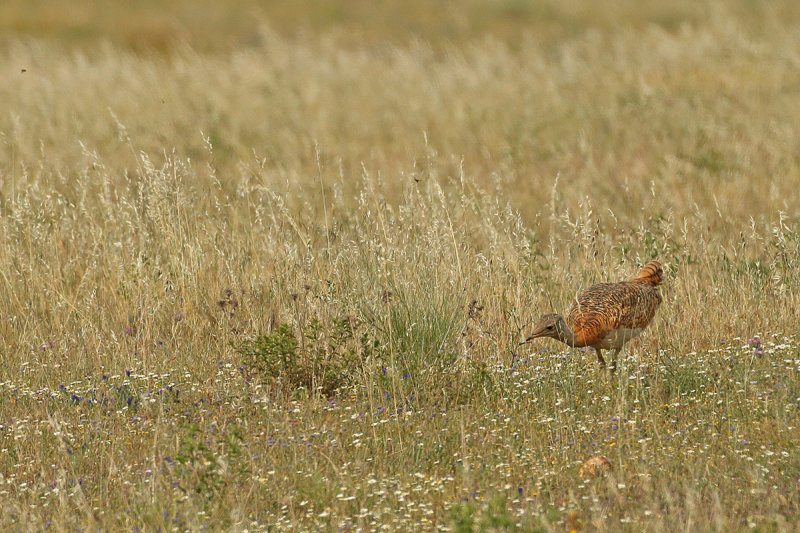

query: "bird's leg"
left=595, top=348, right=606, bottom=368
left=610, top=349, right=621, bottom=373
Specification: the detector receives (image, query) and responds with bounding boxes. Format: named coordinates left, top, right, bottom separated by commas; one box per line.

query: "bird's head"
left=525, top=313, right=568, bottom=342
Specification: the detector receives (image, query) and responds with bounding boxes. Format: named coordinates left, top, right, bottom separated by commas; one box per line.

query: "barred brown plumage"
left=524, top=261, right=663, bottom=372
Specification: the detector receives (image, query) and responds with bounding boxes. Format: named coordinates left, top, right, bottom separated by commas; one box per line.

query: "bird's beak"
left=522, top=326, right=548, bottom=344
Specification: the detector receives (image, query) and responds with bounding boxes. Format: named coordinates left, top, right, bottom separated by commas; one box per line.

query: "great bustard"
left=524, top=261, right=663, bottom=372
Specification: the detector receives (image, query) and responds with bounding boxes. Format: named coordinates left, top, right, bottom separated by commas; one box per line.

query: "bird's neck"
left=554, top=322, right=577, bottom=347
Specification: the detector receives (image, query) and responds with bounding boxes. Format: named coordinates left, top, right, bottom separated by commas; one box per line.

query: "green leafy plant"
left=174, top=422, right=248, bottom=500
left=237, top=318, right=366, bottom=397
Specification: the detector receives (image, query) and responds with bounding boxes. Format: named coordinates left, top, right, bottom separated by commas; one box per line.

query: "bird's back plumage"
left=565, top=261, right=663, bottom=348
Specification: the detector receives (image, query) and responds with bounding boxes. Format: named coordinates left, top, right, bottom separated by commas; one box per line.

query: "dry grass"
left=1, top=1, right=799, bottom=531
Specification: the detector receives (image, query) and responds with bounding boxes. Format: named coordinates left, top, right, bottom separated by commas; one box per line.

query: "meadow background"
left=1, top=0, right=800, bottom=530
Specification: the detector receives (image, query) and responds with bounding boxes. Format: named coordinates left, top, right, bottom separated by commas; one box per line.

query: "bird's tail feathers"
left=631, top=260, right=663, bottom=286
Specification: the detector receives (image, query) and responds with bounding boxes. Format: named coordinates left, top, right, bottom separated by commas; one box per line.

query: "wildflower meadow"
left=1, top=1, right=799, bottom=530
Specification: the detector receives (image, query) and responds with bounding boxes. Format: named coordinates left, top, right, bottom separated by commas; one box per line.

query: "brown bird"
left=524, top=261, right=663, bottom=372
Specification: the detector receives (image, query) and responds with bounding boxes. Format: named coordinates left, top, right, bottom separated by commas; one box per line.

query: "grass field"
left=1, top=1, right=800, bottom=531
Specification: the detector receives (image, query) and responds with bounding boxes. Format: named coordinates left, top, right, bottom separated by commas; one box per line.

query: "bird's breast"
left=593, top=328, right=644, bottom=350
